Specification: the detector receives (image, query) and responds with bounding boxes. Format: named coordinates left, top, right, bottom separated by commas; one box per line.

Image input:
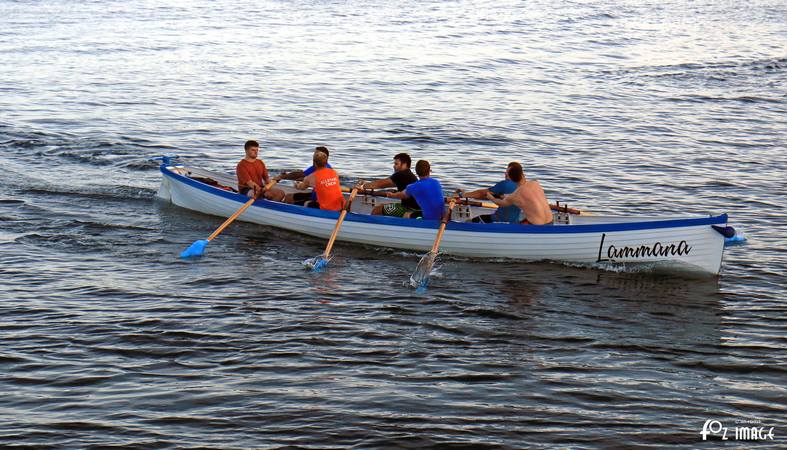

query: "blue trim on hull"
left=161, top=165, right=728, bottom=234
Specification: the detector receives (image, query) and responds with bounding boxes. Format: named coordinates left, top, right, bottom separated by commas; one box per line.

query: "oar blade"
left=306, top=187, right=358, bottom=272
left=410, top=251, right=437, bottom=290
left=304, top=255, right=330, bottom=272
left=180, top=239, right=209, bottom=258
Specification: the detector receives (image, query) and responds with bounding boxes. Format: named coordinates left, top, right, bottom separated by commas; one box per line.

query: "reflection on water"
left=454, top=262, right=724, bottom=350
left=1, top=0, right=785, bottom=446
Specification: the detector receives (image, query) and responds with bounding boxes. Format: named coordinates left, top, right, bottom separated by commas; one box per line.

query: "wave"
left=25, top=185, right=157, bottom=202
left=0, top=127, right=177, bottom=172
left=599, top=56, right=787, bottom=89
left=667, top=94, right=784, bottom=104
left=648, top=57, right=786, bottom=74
left=378, top=126, right=516, bottom=147
left=558, top=12, right=617, bottom=25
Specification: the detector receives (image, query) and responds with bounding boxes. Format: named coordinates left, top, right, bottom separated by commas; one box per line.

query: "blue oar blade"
left=180, top=239, right=209, bottom=258
left=304, top=255, right=330, bottom=272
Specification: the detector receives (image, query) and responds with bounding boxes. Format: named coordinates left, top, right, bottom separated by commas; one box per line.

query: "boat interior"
left=167, top=164, right=629, bottom=226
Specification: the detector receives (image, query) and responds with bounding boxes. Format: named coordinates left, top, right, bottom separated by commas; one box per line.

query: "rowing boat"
left=153, top=157, right=732, bottom=275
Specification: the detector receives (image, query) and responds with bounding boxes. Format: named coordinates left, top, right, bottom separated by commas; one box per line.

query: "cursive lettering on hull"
left=597, top=233, right=692, bottom=263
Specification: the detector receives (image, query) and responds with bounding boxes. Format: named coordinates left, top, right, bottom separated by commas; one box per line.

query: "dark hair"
left=315, top=146, right=329, bottom=157
left=508, top=162, right=523, bottom=183
left=313, top=150, right=328, bottom=168
left=245, top=140, right=259, bottom=150
left=415, top=160, right=430, bottom=177
left=394, top=153, right=411, bottom=168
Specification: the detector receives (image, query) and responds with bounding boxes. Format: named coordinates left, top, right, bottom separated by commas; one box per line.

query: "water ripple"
left=0, top=0, right=785, bottom=447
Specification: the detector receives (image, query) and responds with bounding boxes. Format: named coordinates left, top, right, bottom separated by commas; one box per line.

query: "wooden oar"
left=305, top=187, right=360, bottom=271
left=341, top=186, right=397, bottom=197
left=551, top=201, right=583, bottom=215
left=450, top=197, right=498, bottom=209
left=452, top=196, right=586, bottom=215
left=410, top=198, right=457, bottom=290
left=180, top=180, right=278, bottom=258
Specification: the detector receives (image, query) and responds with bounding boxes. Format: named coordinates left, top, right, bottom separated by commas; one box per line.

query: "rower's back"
left=516, top=180, right=552, bottom=225
left=507, top=163, right=552, bottom=225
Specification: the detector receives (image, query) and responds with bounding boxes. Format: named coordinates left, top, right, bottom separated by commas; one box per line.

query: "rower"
left=485, top=164, right=553, bottom=225
left=458, top=162, right=522, bottom=223
left=386, top=160, right=444, bottom=220
left=355, top=153, right=421, bottom=218
left=274, top=146, right=333, bottom=205
left=294, top=150, right=345, bottom=211
left=236, top=140, right=285, bottom=201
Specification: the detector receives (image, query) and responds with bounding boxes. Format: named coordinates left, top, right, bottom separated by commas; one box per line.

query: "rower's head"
left=315, top=146, right=329, bottom=158
left=505, top=161, right=519, bottom=180
left=508, top=162, right=524, bottom=183
left=244, top=140, right=260, bottom=159
left=415, top=159, right=430, bottom=178
left=393, top=153, right=411, bottom=172
left=313, top=149, right=329, bottom=168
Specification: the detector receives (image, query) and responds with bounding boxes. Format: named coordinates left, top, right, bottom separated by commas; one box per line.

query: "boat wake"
left=561, top=259, right=714, bottom=278
left=26, top=186, right=156, bottom=202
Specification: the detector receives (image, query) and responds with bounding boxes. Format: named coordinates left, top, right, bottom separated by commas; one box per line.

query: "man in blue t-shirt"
left=386, top=160, right=444, bottom=220
left=274, top=146, right=333, bottom=204
left=459, top=162, right=523, bottom=223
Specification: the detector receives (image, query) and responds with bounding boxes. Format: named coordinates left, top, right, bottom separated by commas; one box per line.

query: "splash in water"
left=410, top=251, right=437, bottom=290
left=304, top=255, right=330, bottom=272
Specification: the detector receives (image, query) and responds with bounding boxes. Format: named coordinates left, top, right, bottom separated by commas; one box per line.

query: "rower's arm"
left=360, top=178, right=395, bottom=190
left=295, top=174, right=315, bottom=190
left=488, top=192, right=515, bottom=207
left=387, top=190, right=408, bottom=199
left=460, top=187, right=490, bottom=199
left=275, top=170, right=305, bottom=182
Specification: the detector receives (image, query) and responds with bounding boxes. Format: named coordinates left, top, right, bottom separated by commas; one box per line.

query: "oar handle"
left=340, top=185, right=400, bottom=197
left=447, top=197, right=497, bottom=209
left=430, top=199, right=456, bottom=254
left=450, top=196, right=583, bottom=215
left=323, top=187, right=359, bottom=258
left=552, top=201, right=581, bottom=215
left=207, top=180, right=277, bottom=242
left=259, top=179, right=279, bottom=197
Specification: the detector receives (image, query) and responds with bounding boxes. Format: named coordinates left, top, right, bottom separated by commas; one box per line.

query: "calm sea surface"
left=1, top=1, right=785, bottom=448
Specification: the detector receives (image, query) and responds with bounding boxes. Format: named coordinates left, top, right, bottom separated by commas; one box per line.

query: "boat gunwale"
left=161, top=165, right=728, bottom=234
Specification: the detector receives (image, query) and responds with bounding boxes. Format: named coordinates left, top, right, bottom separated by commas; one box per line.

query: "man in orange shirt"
left=294, top=150, right=345, bottom=211
left=274, top=146, right=333, bottom=205
left=236, top=140, right=285, bottom=201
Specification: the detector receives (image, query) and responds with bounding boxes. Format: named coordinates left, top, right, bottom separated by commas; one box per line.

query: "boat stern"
left=151, top=156, right=185, bottom=202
